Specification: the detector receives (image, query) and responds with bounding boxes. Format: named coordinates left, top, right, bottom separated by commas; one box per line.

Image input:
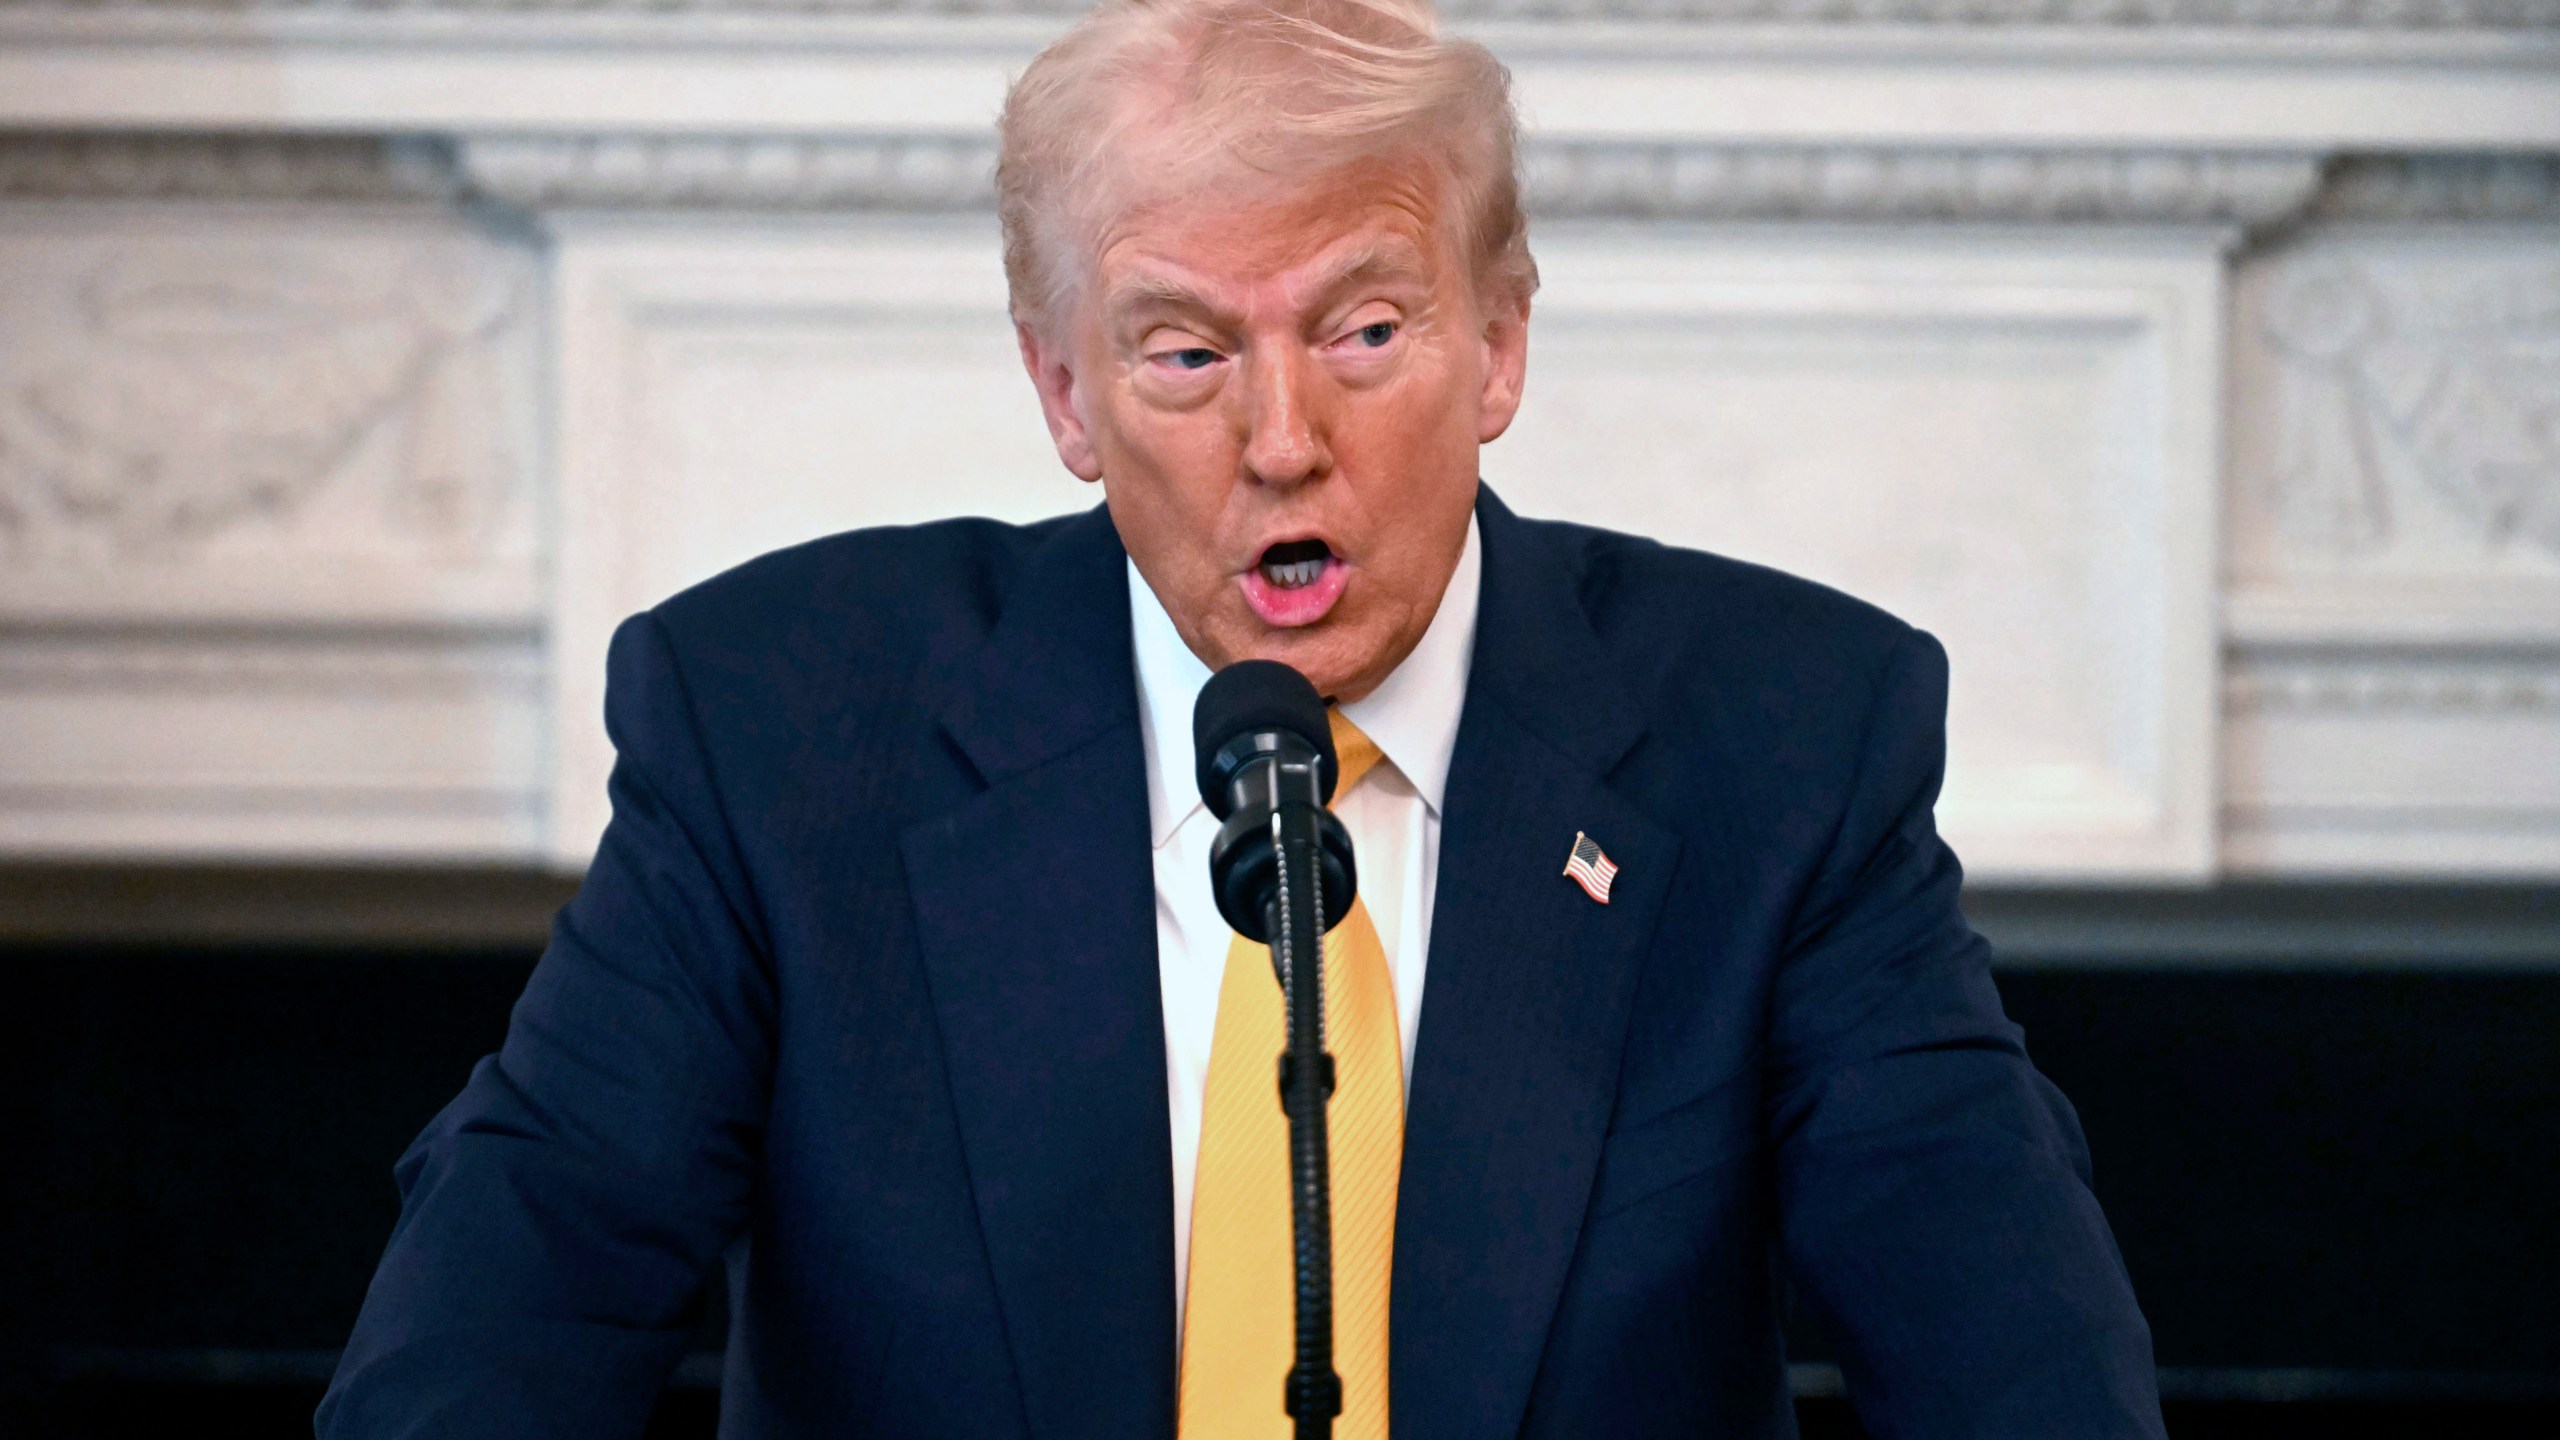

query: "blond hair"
left=997, top=0, right=1536, bottom=335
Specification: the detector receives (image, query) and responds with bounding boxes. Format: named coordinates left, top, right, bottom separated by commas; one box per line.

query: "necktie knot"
left=1328, top=709, right=1384, bottom=798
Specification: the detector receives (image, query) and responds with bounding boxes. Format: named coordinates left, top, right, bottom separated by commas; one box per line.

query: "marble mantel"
left=1, top=2, right=2555, bottom=880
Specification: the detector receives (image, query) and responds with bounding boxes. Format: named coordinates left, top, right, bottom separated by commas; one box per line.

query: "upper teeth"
left=1263, top=556, right=1326, bottom=589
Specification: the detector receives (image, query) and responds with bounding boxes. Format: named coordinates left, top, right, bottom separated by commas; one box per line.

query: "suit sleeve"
left=319, top=612, right=776, bottom=1439
left=1765, top=629, right=2165, bottom=1440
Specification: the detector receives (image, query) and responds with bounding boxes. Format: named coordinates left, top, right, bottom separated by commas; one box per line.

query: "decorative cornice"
left=457, top=133, right=994, bottom=211
left=1, top=0, right=2552, bottom=26
left=453, top=132, right=2330, bottom=223
left=0, top=633, right=543, bottom=691
left=0, top=133, right=458, bottom=203
left=2311, top=153, right=2560, bottom=220
left=18, top=133, right=2550, bottom=231
left=2227, top=658, right=2560, bottom=715
left=1524, top=143, right=2327, bottom=224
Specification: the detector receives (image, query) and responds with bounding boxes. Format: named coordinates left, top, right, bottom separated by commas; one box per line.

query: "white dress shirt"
left=1128, top=514, right=1481, bottom=1321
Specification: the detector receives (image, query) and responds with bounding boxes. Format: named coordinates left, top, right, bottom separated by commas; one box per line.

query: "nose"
left=1236, top=345, right=1331, bottom=489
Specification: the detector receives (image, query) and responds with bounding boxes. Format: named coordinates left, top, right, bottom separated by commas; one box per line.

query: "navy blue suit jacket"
left=322, top=489, right=2163, bottom=1438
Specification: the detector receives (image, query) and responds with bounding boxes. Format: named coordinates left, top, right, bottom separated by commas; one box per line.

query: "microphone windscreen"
left=1193, top=659, right=1336, bottom=814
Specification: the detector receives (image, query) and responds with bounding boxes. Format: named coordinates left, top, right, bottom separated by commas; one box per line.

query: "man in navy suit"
left=322, top=0, right=2164, bottom=1434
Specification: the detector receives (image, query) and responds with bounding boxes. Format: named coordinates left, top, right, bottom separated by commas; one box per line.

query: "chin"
left=1252, top=631, right=1374, bottom=701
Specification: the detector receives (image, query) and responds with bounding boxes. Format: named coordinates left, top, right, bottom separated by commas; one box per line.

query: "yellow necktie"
left=1180, top=710, right=1401, bottom=1440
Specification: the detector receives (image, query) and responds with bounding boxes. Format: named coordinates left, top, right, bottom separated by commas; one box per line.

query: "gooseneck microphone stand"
left=1196, top=661, right=1361, bottom=1440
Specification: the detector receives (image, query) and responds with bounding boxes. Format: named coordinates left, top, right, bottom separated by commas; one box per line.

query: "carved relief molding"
left=0, top=133, right=458, bottom=204
left=1524, top=144, right=2327, bottom=224
left=2220, top=643, right=2560, bottom=877
left=0, top=132, right=2379, bottom=226
left=459, top=133, right=994, bottom=212
left=2, top=0, right=2552, bottom=25
left=452, top=132, right=2333, bottom=223
left=2227, top=656, right=2560, bottom=716
left=2235, top=230, right=2560, bottom=570
left=0, top=237, right=529, bottom=566
left=2311, top=152, right=2560, bottom=221
left=7, top=136, right=2544, bottom=232
left=32, top=135, right=2547, bottom=229
left=0, top=632, right=542, bottom=689
left=2255, top=258, right=2560, bottom=558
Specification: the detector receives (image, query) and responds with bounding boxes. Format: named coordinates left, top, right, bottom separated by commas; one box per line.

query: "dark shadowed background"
left=7, top=870, right=2554, bottom=1438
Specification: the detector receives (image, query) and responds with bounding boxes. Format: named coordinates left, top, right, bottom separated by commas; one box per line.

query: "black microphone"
left=1191, top=658, right=1356, bottom=1436
left=1194, top=659, right=1359, bottom=944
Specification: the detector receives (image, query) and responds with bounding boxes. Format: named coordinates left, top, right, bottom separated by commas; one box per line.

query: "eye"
left=1167, top=347, right=1219, bottom=370
left=1356, top=320, right=1396, bottom=348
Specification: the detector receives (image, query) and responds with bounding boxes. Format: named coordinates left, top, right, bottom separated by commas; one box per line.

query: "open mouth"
left=1238, top=535, right=1350, bottom=627
left=1258, top=538, right=1332, bottom=590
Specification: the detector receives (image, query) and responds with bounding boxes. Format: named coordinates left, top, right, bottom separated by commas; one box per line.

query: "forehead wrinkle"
left=1093, top=194, right=1444, bottom=335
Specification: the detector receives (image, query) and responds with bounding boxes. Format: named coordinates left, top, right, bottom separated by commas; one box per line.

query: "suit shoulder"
left=1514, top=517, right=1949, bottom=834
left=1534, top=518, right=1922, bottom=673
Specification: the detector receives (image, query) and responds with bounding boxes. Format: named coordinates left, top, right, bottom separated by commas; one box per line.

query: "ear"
left=1016, top=319, right=1105, bottom=482
left=1474, top=292, right=1530, bottom=445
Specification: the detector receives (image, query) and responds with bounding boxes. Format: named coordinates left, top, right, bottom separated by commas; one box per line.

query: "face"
left=1016, top=153, right=1529, bottom=702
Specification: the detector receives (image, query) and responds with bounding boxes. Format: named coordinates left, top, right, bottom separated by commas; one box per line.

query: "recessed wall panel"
left=1500, top=228, right=2222, bottom=878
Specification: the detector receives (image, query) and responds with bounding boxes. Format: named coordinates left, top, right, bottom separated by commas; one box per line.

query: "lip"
left=1238, top=536, right=1351, bottom=628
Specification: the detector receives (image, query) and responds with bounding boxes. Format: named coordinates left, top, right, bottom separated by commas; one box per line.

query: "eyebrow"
left=1101, top=239, right=1435, bottom=330
left=1103, top=272, right=1216, bottom=322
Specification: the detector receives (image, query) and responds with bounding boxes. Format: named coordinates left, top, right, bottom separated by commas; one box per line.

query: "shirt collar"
left=1129, top=512, right=1482, bottom=850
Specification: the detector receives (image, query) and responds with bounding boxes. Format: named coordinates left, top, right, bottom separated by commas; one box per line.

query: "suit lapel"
left=902, top=508, right=1178, bottom=1440
left=1393, top=492, right=1681, bottom=1440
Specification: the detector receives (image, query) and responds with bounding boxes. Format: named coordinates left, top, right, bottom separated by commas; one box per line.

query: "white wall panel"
left=1501, top=226, right=2224, bottom=878
left=548, top=217, right=1080, bottom=861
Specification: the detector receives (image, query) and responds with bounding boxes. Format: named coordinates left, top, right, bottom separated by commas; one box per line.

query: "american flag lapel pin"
left=1563, top=831, right=1618, bottom=905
